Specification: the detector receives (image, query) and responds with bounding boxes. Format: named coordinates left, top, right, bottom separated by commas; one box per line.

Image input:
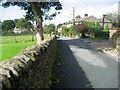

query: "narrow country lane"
left=53, top=36, right=118, bottom=88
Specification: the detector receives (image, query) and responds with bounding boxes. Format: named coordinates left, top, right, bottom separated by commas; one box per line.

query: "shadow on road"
left=52, top=39, right=93, bottom=88
left=54, top=37, right=118, bottom=88
left=63, top=38, right=118, bottom=67
left=62, top=38, right=96, bottom=50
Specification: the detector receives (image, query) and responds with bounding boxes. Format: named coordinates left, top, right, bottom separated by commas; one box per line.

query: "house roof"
left=64, top=15, right=112, bottom=25
left=79, top=15, right=111, bottom=23
left=79, top=15, right=100, bottom=22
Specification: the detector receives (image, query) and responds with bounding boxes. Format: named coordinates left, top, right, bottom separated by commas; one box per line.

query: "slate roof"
left=66, top=15, right=111, bottom=24
left=78, top=15, right=111, bottom=23
left=79, top=15, right=100, bottom=22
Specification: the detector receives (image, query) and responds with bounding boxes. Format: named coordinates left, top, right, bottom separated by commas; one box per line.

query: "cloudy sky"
left=0, top=0, right=119, bottom=26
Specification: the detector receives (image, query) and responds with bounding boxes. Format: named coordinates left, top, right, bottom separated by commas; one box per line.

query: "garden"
left=58, top=21, right=110, bottom=39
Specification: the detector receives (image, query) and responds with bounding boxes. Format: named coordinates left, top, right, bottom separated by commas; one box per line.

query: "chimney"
left=85, top=14, right=88, bottom=17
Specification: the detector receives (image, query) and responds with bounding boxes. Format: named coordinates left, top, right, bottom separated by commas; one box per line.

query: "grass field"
left=0, top=35, right=36, bottom=44
left=0, top=42, right=36, bottom=61
left=0, top=34, right=49, bottom=61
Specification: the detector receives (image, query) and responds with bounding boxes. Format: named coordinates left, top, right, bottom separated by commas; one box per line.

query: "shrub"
left=61, top=27, right=70, bottom=36
left=94, top=30, right=109, bottom=38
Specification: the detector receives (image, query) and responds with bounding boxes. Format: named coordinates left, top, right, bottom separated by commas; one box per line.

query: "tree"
left=105, top=12, right=119, bottom=27
left=105, top=12, right=118, bottom=22
left=95, top=22, right=101, bottom=30
left=68, top=26, right=77, bottom=37
left=2, top=1, right=62, bottom=44
left=83, top=21, right=96, bottom=32
left=16, top=18, right=27, bottom=28
left=15, top=18, right=35, bottom=41
left=13, top=19, right=19, bottom=26
left=105, top=24, right=110, bottom=31
left=82, top=21, right=102, bottom=37
left=16, top=18, right=33, bottom=30
left=73, top=23, right=89, bottom=38
left=2, top=20, right=15, bottom=31
left=61, top=27, right=70, bottom=36
left=44, top=24, right=55, bottom=36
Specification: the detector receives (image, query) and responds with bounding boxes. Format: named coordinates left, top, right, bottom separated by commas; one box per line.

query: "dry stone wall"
left=109, top=29, right=119, bottom=48
left=0, top=35, right=57, bottom=89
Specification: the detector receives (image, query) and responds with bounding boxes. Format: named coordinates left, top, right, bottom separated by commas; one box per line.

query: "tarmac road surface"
left=53, top=37, right=118, bottom=88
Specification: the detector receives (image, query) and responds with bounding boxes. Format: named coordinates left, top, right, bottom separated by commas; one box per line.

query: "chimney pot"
left=85, top=14, right=88, bottom=17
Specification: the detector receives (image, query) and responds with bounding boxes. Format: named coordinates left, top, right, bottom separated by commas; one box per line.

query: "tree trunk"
left=29, top=2, right=44, bottom=44
left=81, top=32, right=86, bottom=38
left=36, top=16, right=44, bottom=44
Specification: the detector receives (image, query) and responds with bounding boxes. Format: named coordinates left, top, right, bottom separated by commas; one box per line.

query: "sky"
left=0, top=0, right=119, bottom=26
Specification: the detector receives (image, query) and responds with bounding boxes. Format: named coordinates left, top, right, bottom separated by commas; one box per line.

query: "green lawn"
left=1, top=42, right=36, bottom=61
left=0, top=34, right=49, bottom=61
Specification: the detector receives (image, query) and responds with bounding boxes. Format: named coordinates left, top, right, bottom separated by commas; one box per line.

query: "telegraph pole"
left=118, top=1, right=120, bottom=24
left=73, top=7, right=75, bottom=25
left=102, top=14, right=106, bottom=29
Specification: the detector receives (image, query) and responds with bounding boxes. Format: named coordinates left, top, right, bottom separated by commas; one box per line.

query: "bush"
left=2, top=30, right=15, bottom=35
left=94, top=30, right=109, bottom=38
left=61, top=27, right=70, bottom=36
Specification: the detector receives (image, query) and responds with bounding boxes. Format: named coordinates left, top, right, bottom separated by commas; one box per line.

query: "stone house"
left=64, top=14, right=112, bottom=29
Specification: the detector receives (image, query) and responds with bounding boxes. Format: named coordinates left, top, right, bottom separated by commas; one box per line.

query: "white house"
left=14, top=27, right=30, bottom=33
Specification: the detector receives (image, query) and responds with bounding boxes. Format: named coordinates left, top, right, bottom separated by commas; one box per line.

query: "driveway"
left=53, top=37, right=118, bottom=88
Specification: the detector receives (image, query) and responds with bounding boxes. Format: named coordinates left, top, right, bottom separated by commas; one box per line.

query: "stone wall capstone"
left=0, top=35, right=57, bottom=89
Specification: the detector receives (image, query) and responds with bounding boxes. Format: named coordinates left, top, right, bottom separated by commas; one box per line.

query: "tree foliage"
left=105, top=12, right=118, bottom=22
left=74, top=23, right=89, bottom=33
left=2, top=2, right=62, bottom=21
left=95, top=22, right=101, bottom=30
left=13, top=19, right=19, bottom=26
left=105, top=12, right=119, bottom=27
left=2, top=1, right=62, bottom=44
left=73, top=23, right=89, bottom=38
left=61, top=27, right=70, bottom=36
left=68, top=26, right=77, bottom=35
left=16, top=18, right=34, bottom=30
left=44, top=24, right=55, bottom=36
left=105, top=24, right=110, bottom=31
left=60, top=26, right=77, bottom=36
left=83, top=21, right=101, bottom=32
left=2, top=20, right=15, bottom=31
